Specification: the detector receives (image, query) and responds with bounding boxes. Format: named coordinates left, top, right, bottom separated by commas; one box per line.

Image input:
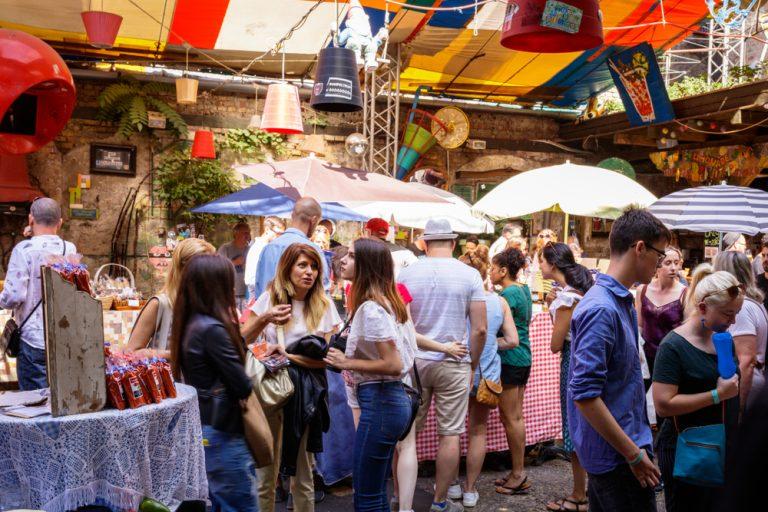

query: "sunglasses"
left=702, top=285, right=742, bottom=301
left=538, top=233, right=554, bottom=239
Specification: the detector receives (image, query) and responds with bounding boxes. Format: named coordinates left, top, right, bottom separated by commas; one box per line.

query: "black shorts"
left=501, top=364, right=531, bottom=387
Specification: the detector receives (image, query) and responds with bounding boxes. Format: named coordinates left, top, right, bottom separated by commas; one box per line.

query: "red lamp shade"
left=191, top=130, right=216, bottom=159
left=81, top=11, right=123, bottom=49
left=500, top=0, right=603, bottom=53
left=260, top=83, right=303, bottom=134
left=0, top=29, right=76, bottom=155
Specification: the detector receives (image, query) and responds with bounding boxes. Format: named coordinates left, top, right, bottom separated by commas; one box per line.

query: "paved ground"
left=275, top=450, right=667, bottom=512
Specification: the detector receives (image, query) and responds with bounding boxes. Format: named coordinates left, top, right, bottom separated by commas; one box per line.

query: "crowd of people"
left=3, top=196, right=768, bottom=512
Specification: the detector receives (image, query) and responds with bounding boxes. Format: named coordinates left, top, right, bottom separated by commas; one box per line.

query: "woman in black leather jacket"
left=169, top=254, right=257, bottom=512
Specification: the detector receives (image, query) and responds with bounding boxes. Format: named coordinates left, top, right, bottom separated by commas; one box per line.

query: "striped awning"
left=0, top=0, right=710, bottom=107
left=649, top=185, right=768, bottom=235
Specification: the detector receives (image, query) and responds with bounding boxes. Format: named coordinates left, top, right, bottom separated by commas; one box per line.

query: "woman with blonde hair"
left=244, top=243, right=342, bottom=512
left=127, top=237, right=215, bottom=358
left=714, top=250, right=768, bottom=409
left=653, top=264, right=742, bottom=511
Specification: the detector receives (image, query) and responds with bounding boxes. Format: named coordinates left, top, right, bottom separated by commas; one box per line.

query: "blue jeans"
left=202, top=425, right=259, bottom=512
left=17, top=342, right=47, bottom=391
left=354, top=381, right=412, bottom=512
left=588, top=462, right=657, bottom=512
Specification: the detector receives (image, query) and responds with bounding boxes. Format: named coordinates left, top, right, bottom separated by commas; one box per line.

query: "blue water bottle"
left=712, top=332, right=738, bottom=378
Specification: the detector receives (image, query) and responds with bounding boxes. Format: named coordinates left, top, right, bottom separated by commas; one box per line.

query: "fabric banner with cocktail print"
left=607, top=42, right=674, bottom=126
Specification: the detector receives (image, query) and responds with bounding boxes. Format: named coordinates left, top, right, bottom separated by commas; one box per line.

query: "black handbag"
left=1, top=299, right=42, bottom=358
left=400, top=363, right=423, bottom=441
left=327, top=318, right=351, bottom=373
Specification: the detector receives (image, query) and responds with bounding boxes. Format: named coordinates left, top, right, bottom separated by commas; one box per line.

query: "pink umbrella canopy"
left=236, top=156, right=448, bottom=204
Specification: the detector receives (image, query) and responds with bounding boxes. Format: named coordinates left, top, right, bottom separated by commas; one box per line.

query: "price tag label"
left=128, top=299, right=140, bottom=307
left=541, top=0, right=583, bottom=34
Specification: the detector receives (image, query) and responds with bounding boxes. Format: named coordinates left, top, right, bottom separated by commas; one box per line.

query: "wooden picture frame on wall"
left=90, top=144, right=136, bottom=176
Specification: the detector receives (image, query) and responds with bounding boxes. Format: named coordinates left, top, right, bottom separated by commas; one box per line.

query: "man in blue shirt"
left=252, top=197, right=329, bottom=299
left=569, top=208, right=670, bottom=512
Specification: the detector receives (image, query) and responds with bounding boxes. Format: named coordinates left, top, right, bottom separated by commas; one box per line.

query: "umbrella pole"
left=564, top=212, right=569, bottom=242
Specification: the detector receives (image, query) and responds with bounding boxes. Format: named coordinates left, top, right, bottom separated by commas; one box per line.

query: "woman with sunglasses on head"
left=714, top=250, right=768, bottom=411
left=539, top=243, right=593, bottom=512
left=652, top=265, right=742, bottom=512
left=169, top=254, right=257, bottom=512
left=634, top=247, right=687, bottom=389
left=528, top=229, right=557, bottom=300
left=490, top=247, right=533, bottom=496
left=243, top=243, right=342, bottom=512
left=323, top=238, right=416, bottom=512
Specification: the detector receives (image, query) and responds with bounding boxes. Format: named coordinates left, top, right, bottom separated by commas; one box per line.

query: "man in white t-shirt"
left=244, top=216, right=286, bottom=299
left=364, top=217, right=417, bottom=277
left=489, top=223, right=521, bottom=261
left=398, top=218, right=487, bottom=512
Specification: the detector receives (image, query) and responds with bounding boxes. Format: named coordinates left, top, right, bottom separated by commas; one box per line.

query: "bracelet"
left=712, top=389, right=721, bottom=405
left=627, top=451, right=644, bottom=467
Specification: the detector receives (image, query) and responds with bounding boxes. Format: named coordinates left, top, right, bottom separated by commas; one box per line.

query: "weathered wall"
left=8, top=76, right=575, bottom=295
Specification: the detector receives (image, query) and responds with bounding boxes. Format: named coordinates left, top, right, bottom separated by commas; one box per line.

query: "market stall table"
left=416, top=311, right=562, bottom=460
left=0, top=383, right=207, bottom=511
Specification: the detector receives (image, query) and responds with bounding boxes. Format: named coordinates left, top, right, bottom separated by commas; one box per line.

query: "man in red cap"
left=364, top=217, right=417, bottom=277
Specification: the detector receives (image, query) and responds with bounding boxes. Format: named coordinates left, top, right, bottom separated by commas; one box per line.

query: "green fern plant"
left=98, top=78, right=187, bottom=138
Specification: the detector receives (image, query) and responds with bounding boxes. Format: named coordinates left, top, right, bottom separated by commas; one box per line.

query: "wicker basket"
left=97, top=296, right=114, bottom=311
left=93, top=263, right=135, bottom=289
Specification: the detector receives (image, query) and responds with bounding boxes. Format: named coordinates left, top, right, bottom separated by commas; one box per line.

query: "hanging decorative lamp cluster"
left=500, top=0, right=603, bottom=53
left=81, top=1, right=122, bottom=49
left=260, top=48, right=303, bottom=134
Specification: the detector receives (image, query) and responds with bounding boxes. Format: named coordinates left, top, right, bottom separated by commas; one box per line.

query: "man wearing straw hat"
left=1, top=198, right=76, bottom=390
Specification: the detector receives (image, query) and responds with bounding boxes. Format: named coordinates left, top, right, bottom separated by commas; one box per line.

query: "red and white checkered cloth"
left=416, top=312, right=563, bottom=460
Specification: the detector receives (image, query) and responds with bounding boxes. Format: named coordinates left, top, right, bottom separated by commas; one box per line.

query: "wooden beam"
left=614, top=133, right=659, bottom=147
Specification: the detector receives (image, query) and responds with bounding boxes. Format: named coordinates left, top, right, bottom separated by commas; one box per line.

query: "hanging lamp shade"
left=81, top=11, right=123, bottom=49
left=176, top=77, right=199, bottom=105
left=500, top=0, right=603, bottom=53
left=260, top=83, right=303, bottom=134
left=310, top=47, right=363, bottom=113
left=191, top=130, right=216, bottom=159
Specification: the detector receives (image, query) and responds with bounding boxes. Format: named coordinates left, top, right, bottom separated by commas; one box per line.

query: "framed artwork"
left=90, top=144, right=136, bottom=176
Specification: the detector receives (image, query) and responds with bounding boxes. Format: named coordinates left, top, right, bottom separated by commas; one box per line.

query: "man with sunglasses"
left=1, top=198, right=76, bottom=390
left=568, top=207, right=671, bottom=512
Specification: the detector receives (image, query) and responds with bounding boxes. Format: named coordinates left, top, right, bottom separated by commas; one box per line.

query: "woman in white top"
left=127, top=237, right=215, bottom=359
left=714, top=250, right=768, bottom=411
left=324, top=238, right=416, bottom=512
left=243, top=243, right=342, bottom=512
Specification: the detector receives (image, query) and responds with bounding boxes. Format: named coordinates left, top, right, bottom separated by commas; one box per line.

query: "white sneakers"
left=447, top=484, right=463, bottom=500
left=462, top=491, right=479, bottom=508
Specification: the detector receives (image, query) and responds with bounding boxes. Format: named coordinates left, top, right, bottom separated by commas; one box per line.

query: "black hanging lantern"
left=310, top=46, right=363, bottom=113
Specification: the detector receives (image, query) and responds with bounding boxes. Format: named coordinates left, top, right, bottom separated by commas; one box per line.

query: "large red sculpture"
left=0, top=29, right=76, bottom=155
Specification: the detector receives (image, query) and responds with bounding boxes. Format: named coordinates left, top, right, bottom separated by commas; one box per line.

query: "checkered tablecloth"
left=416, top=312, right=563, bottom=460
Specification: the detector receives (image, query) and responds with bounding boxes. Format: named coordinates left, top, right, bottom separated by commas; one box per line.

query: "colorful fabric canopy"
left=0, top=0, right=710, bottom=107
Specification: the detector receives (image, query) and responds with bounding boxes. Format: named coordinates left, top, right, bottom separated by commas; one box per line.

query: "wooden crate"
left=42, top=267, right=106, bottom=416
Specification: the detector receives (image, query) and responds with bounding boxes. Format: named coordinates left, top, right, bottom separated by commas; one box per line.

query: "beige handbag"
left=242, top=391, right=273, bottom=468
left=475, top=366, right=502, bottom=408
left=245, top=327, right=294, bottom=415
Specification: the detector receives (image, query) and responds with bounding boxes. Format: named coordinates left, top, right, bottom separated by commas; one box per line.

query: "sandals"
left=495, top=476, right=531, bottom=496
left=546, top=497, right=588, bottom=512
left=493, top=473, right=512, bottom=486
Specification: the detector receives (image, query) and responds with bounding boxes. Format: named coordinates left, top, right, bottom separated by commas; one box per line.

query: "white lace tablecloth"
left=0, top=383, right=208, bottom=512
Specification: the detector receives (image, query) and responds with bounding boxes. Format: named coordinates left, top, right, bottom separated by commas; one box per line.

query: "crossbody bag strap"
left=412, top=360, right=422, bottom=393
left=14, top=238, right=64, bottom=330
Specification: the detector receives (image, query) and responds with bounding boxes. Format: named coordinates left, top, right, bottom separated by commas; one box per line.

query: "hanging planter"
left=81, top=10, right=123, bottom=49
left=176, top=77, right=199, bottom=105
left=191, top=130, right=216, bottom=159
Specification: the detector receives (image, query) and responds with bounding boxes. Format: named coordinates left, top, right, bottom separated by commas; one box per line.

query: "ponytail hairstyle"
left=685, top=263, right=743, bottom=317
left=542, top=242, right=594, bottom=295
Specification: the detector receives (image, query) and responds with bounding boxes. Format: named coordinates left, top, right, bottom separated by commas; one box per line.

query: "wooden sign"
left=42, top=267, right=106, bottom=417
left=90, top=144, right=136, bottom=176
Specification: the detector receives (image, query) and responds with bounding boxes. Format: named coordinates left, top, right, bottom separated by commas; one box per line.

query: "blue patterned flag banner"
left=608, top=42, right=675, bottom=126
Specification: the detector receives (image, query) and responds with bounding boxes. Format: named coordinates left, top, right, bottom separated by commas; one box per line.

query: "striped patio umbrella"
left=649, top=184, right=768, bottom=235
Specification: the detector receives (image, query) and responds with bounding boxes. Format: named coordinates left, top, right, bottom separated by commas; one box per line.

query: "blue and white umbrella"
left=649, top=184, right=768, bottom=235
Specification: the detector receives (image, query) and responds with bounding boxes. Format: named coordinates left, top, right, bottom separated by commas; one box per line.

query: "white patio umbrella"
left=472, top=162, right=657, bottom=238
left=348, top=182, right=495, bottom=233
left=649, top=184, right=768, bottom=235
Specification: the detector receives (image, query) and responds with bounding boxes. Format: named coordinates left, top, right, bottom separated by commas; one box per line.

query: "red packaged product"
left=143, top=364, right=165, bottom=403
left=106, top=371, right=127, bottom=410
left=158, top=360, right=177, bottom=399
left=122, top=369, right=149, bottom=408
left=135, top=364, right=154, bottom=402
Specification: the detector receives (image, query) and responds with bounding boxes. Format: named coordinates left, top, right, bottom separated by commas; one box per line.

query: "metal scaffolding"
left=362, top=44, right=401, bottom=176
